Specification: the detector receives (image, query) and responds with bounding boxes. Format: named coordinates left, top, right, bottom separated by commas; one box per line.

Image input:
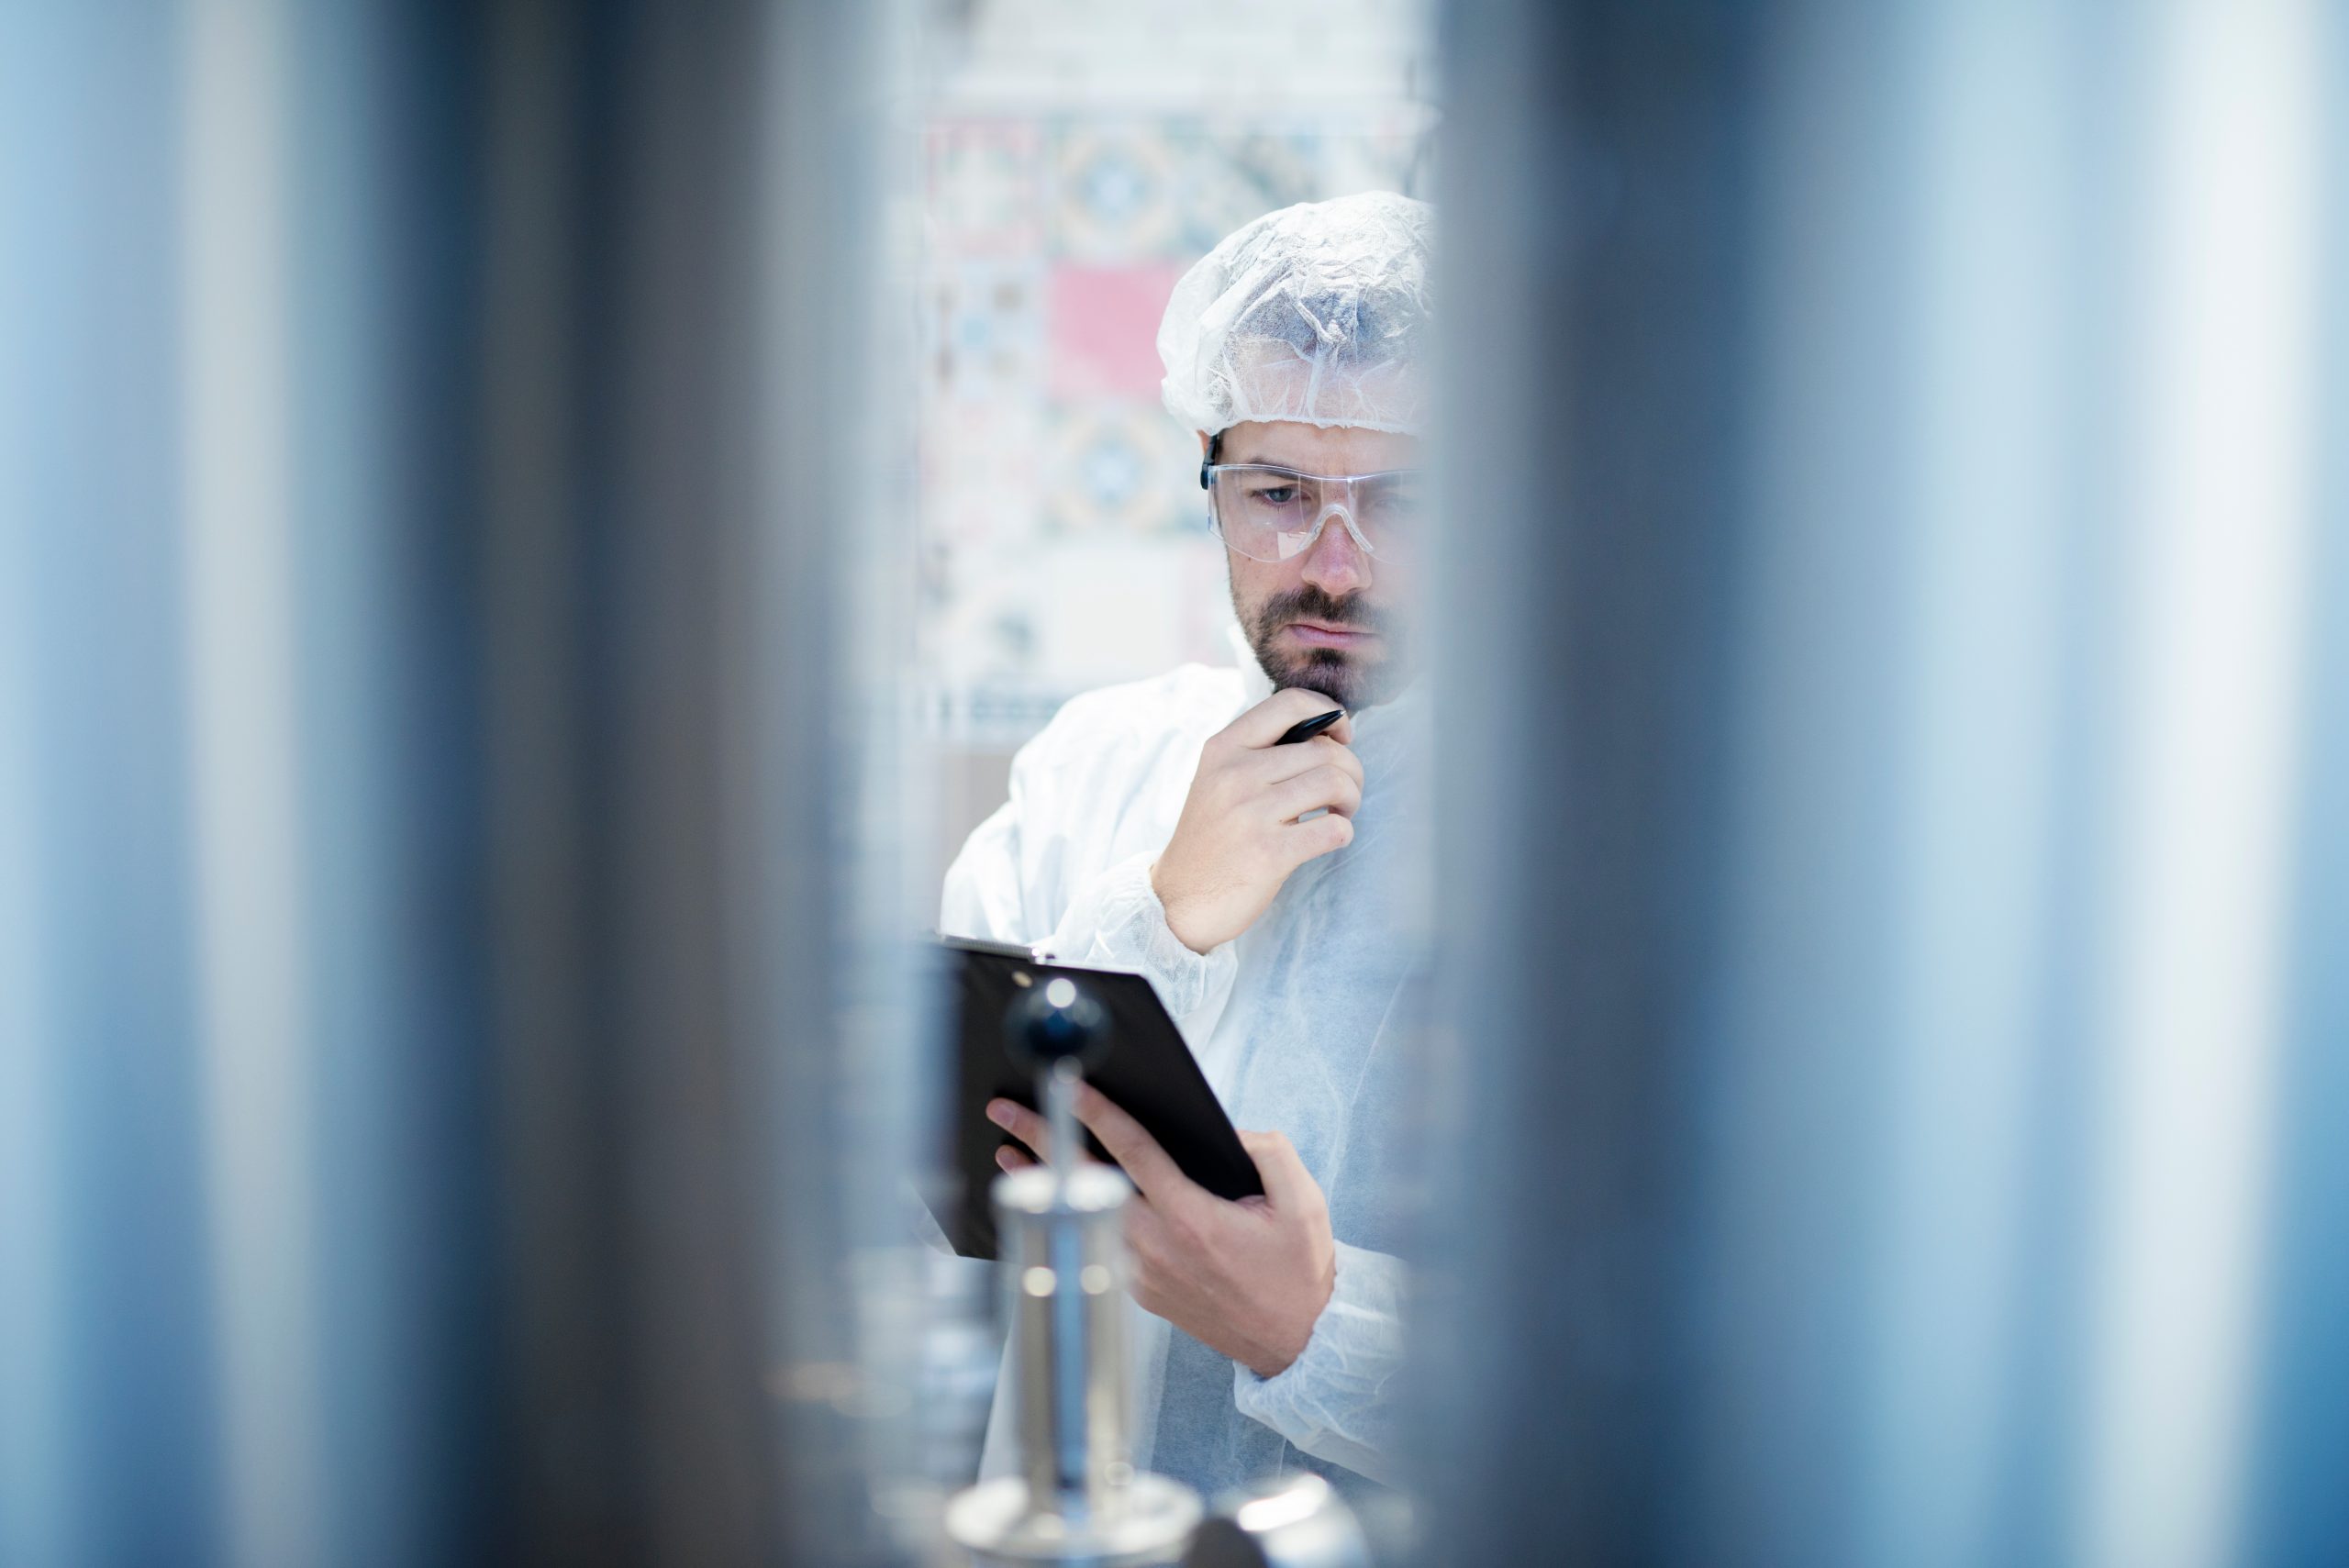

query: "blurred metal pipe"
left=480, top=1, right=906, bottom=1562
left=1428, top=6, right=2345, bottom=1568
left=752, top=0, right=928, bottom=1562
left=2243, top=24, right=2349, bottom=1552
left=1421, top=4, right=1759, bottom=1562
left=180, top=5, right=324, bottom=1565
left=0, top=8, right=220, bottom=1564
left=479, top=5, right=617, bottom=1552
left=1, top=0, right=907, bottom=1561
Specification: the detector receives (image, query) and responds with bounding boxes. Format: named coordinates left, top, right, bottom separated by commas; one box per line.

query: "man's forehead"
left=1219, top=419, right=1420, bottom=472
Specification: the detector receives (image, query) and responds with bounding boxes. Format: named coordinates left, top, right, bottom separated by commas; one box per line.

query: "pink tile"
left=1047, top=262, right=1191, bottom=402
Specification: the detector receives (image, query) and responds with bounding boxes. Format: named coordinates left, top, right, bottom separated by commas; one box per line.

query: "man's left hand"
left=986, top=1085, right=1336, bottom=1379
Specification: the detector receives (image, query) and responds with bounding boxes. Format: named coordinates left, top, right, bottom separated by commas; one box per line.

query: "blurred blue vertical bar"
left=1687, top=2, right=1919, bottom=1557
left=0, top=17, right=71, bottom=1562
left=2246, top=6, right=2349, bottom=1562
left=2, top=3, right=501, bottom=1562
left=177, top=0, right=328, bottom=1560
left=0, top=5, right=223, bottom=1567
left=756, top=0, right=927, bottom=1559
left=1431, top=2, right=2335, bottom=1565
left=3, top=0, right=903, bottom=1561
left=471, top=2, right=630, bottom=1556
left=282, top=3, right=498, bottom=1564
left=756, top=0, right=934, bottom=1549
left=2074, top=3, right=2327, bottom=1562
left=1853, top=4, right=2089, bottom=1566
left=0, top=16, right=60, bottom=1562
left=1991, top=10, right=2140, bottom=1562
left=1687, top=7, right=2122, bottom=1558
left=282, top=2, right=415, bottom=1557
left=1421, top=2, right=1757, bottom=1562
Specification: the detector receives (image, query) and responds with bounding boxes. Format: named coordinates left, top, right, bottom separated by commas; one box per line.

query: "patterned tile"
left=925, top=257, right=1046, bottom=405
left=1049, top=124, right=1183, bottom=261
left=921, top=400, right=1046, bottom=552
left=1041, top=404, right=1202, bottom=539
left=925, top=119, right=1045, bottom=256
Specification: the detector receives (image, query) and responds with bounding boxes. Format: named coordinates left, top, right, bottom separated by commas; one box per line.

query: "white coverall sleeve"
left=1230, top=1241, right=1407, bottom=1485
left=939, top=711, right=1239, bottom=1038
left=938, top=796, right=1036, bottom=947
left=1033, top=850, right=1237, bottom=1028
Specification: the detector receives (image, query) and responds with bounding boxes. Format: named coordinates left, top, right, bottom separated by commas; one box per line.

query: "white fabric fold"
left=1231, top=1241, right=1408, bottom=1485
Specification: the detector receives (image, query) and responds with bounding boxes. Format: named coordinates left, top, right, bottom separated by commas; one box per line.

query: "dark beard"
left=1240, top=584, right=1408, bottom=711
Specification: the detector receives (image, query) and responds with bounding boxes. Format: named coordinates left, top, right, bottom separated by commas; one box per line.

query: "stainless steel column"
left=1419, top=3, right=1761, bottom=1562
left=479, top=0, right=914, bottom=1562
left=1427, top=3, right=2348, bottom=1567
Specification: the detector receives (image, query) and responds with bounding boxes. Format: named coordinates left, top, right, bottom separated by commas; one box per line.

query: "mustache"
left=1254, top=586, right=1387, bottom=637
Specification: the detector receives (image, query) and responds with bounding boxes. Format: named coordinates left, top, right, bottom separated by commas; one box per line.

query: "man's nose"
left=1299, top=505, right=1373, bottom=595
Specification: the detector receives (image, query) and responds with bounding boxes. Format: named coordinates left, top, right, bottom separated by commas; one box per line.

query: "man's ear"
left=1197, top=429, right=1211, bottom=455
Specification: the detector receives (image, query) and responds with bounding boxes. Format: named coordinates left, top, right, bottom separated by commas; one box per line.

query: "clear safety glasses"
left=1200, top=462, right=1425, bottom=566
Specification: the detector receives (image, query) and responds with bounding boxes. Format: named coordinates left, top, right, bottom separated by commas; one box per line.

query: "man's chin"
left=1262, top=649, right=1393, bottom=711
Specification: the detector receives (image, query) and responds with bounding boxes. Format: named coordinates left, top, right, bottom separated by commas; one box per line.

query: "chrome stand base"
left=945, top=1473, right=1203, bottom=1565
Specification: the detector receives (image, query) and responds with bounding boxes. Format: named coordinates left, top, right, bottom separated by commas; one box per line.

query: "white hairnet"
left=1157, top=191, right=1433, bottom=438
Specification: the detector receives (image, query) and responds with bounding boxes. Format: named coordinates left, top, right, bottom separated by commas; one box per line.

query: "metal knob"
left=1005, top=974, right=1111, bottom=1073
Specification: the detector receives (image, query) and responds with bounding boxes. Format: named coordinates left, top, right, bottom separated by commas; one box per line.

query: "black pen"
left=1275, top=708, right=1346, bottom=745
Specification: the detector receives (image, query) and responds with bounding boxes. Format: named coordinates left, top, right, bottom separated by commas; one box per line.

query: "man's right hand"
left=1150, top=688, right=1365, bottom=954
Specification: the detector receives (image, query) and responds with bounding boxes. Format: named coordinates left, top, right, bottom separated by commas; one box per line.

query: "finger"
left=1073, top=1084, right=1197, bottom=1202
left=1270, top=762, right=1363, bottom=824
left=1280, top=810, right=1354, bottom=868
left=987, top=1097, right=1111, bottom=1168
left=986, top=1097, right=1052, bottom=1163
left=1218, top=688, right=1353, bottom=751
left=1238, top=1129, right=1324, bottom=1212
left=1121, top=1197, right=1183, bottom=1318
left=1252, top=734, right=1364, bottom=793
left=996, top=1145, right=1037, bottom=1173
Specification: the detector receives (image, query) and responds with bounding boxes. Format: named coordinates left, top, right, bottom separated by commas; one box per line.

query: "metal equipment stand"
left=945, top=978, right=1202, bottom=1566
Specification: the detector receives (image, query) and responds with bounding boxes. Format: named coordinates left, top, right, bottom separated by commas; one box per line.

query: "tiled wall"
left=917, top=1, right=1433, bottom=873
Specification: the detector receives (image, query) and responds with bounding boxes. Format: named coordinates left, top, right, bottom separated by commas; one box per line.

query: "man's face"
left=1208, top=418, right=1420, bottom=711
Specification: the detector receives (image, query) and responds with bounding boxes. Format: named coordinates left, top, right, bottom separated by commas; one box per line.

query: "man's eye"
left=1250, top=485, right=1301, bottom=506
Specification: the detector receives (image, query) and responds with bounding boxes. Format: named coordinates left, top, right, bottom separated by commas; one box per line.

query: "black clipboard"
left=935, top=935, right=1264, bottom=1260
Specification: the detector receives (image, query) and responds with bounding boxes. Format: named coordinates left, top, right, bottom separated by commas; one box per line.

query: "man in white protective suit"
left=940, top=190, right=1432, bottom=1502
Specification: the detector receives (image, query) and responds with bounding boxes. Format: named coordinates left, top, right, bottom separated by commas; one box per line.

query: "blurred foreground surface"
left=1, top=1, right=2343, bottom=1566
